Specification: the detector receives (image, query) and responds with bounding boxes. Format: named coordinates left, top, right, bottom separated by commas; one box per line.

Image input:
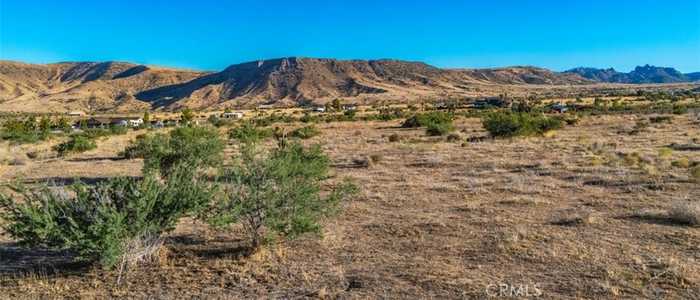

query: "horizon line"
left=0, top=56, right=698, bottom=74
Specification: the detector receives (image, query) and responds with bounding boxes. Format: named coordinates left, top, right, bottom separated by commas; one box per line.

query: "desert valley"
left=0, top=56, right=698, bottom=298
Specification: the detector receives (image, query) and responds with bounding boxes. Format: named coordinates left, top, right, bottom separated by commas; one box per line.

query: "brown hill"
left=0, top=57, right=593, bottom=112
left=0, top=61, right=204, bottom=113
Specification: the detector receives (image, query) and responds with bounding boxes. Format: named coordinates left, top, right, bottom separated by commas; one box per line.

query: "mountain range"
left=0, top=58, right=697, bottom=112
left=564, top=65, right=700, bottom=84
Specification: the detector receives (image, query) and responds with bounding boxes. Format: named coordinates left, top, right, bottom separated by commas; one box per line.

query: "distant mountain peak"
left=565, top=65, right=696, bottom=84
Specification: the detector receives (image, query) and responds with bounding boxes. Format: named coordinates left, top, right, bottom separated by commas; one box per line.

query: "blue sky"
left=1, top=0, right=699, bottom=72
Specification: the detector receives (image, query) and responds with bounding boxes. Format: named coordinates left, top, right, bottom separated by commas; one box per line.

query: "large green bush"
left=122, top=126, right=224, bottom=175
left=208, top=142, right=358, bottom=248
left=121, top=133, right=170, bottom=159
left=0, top=167, right=215, bottom=269
left=482, top=111, right=563, bottom=138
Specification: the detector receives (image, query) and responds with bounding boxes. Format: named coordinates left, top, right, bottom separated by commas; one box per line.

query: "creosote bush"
left=0, top=166, right=215, bottom=269
left=208, top=142, right=358, bottom=248
left=54, top=135, right=97, bottom=156
left=228, top=121, right=272, bottom=144
left=482, top=111, right=563, bottom=138
left=122, top=126, right=224, bottom=175
left=402, top=112, right=455, bottom=136
left=290, top=125, right=320, bottom=139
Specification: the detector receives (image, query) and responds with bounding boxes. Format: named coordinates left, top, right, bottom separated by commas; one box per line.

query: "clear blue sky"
left=1, top=0, right=699, bottom=72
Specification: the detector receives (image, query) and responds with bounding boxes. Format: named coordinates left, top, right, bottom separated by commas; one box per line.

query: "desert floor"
left=0, top=114, right=699, bottom=299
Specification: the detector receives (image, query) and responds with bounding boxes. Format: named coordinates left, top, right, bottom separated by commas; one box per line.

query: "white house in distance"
left=221, top=112, right=244, bottom=119
left=127, top=118, right=144, bottom=127
left=67, top=111, right=87, bottom=117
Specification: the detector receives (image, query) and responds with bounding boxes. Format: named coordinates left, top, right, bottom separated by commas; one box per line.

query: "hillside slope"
left=565, top=65, right=698, bottom=83
left=0, top=57, right=660, bottom=112
left=0, top=61, right=204, bottom=113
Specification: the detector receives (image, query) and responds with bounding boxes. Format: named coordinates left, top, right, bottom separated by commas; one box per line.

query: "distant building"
left=67, top=111, right=87, bottom=117
left=471, top=97, right=510, bottom=109
left=85, top=117, right=111, bottom=128
left=342, top=105, right=358, bottom=111
left=126, top=118, right=144, bottom=127
left=550, top=103, right=569, bottom=113
left=221, top=112, right=244, bottom=119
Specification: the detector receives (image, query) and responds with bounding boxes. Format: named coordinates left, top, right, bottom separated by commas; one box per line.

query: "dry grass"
left=0, top=113, right=699, bottom=298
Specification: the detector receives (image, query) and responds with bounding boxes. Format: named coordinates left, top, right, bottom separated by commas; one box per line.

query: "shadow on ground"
left=0, top=242, right=90, bottom=278
left=22, top=176, right=142, bottom=186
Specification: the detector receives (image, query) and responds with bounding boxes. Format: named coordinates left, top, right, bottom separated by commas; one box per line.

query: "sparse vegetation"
left=228, top=121, right=272, bottom=144
left=0, top=167, right=215, bottom=269
left=208, top=142, right=358, bottom=248
left=481, top=111, right=563, bottom=138
left=54, top=135, right=97, bottom=155
left=402, top=112, right=455, bottom=136
left=289, top=125, right=321, bottom=139
left=0, top=117, right=50, bottom=144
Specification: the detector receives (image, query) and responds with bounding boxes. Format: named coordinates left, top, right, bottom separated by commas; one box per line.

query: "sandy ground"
left=0, top=113, right=698, bottom=299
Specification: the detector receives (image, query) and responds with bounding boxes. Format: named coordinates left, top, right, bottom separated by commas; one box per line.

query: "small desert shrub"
left=402, top=112, right=455, bottom=136
left=388, top=133, right=401, bottom=142
left=481, top=111, right=563, bottom=138
left=690, top=166, right=700, bottom=180
left=425, top=121, right=454, bottom=136
left=561, top=115, right=580, bottom=125
left=658, top=147, right=673, bottom=159
left=369, top=154, right=383, bottom=164
left=667, top=202, right=700, bottom=226
left=402, top=112, right=453, bottom=128
left=650, top=115, right=673, bottom=124
left=352, top=156, right=372, bottom=168
left=446, top=133, right=461, bottom=142
left=207, top=115, right=235, bottom=127
left=228, top=122, right=272, bottom=144
left=54, top=135, right=97, bottom=156
left=208, top=142, right=358, bottom=248
left=290, top=125, right=320, bottom=139
left=0, top=168, right=215, bottom=269
left=672, top=104, right=688, bottom=115
left=671, top=158, right=691, bottom=168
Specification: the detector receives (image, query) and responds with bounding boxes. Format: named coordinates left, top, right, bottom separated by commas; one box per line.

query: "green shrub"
left=54, top=135, right=97, bottom=156
left=402, top=112, right=455, bottom=136
left=290, top=125, right=320, bottom=139
left=650, top=115, right=673, bottom=123
left=1, top=117, right=50, bottom=144
left=228, top=122, right=272, bottom=144
left=482, top=111, right=564, bottom=138
left=152, top=126, right=224, bottom=175
left=401, top=112, right=453, bottom=128
left=120, top=133, right=170, bottom=159
left=208, top=142, right=358, bottom=248
left=123, top=126, right=224, bottom=175
left=691, top=166, right=700, bottom=180
left=0, top=168, right=215, bottom=269
left=208, top=115, right=236, bottom=127
left=388, top=133, right=401, bottom=142
left=672, top=104, right=688, bottom=115
left=426, top=121, right=454, bottom=136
